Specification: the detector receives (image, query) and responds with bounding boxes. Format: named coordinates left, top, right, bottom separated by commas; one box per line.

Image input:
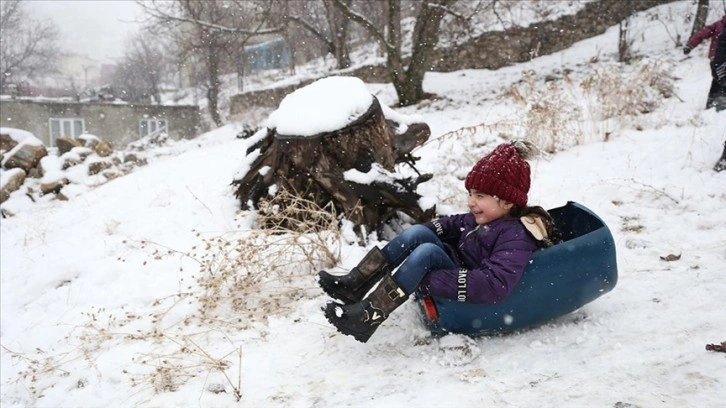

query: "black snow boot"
left=318, top=247, right=393, bottom=304
left=323, top=274, right=408, bottom=343
left=714, top=141, right=726, bottom=172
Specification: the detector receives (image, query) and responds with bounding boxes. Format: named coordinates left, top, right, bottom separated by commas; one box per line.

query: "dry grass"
left=581, top=59, right=676, bottom=120
left=191, top=187, right=340, bottom=325
left=3, top=189, right=343, bottom=402
left=498, top=58, right=676, bottom=152
left=503, top=69, right=585, bottom=152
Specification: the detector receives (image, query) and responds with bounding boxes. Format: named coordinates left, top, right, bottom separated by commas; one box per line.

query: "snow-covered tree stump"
left=232, top=77, right=434, bottom=232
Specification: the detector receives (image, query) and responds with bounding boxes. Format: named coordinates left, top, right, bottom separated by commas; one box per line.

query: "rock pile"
left=0, top=129, right=150, bottom=216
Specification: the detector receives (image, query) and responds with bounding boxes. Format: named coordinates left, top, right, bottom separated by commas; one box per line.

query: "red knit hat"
left=464, top=142, right=531, bottom=207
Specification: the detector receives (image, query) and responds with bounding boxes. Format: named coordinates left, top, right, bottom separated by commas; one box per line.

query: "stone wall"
left=229, top=0, right=675, bottom=117
left=432, top=0, right=675, bottom=72
left=0, top=99, right=202, bottom=148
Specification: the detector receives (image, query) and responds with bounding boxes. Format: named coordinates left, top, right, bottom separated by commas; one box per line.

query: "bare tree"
left=282, top=0, right=353, bottom=70
left=689, top=0, right=710, bottom=37
left=618, top=17, right=633, bottom=63
left=112, top=31, right=170, bottom=103
left=331, top=0, right=457, bottom=106
left=0, top=0, right=59, bottom=92
left=138, top=0, right=280, bottom=127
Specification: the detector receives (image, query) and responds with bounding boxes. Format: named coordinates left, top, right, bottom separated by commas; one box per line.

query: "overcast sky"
left=26, top=0, right=145, bottom=64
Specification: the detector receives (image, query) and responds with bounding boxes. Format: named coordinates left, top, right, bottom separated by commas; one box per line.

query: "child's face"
left=467, top=189, right=514, bottom=224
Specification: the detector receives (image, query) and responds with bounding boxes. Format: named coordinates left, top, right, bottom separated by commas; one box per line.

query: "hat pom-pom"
left=511, top=139, right=539, bottom=160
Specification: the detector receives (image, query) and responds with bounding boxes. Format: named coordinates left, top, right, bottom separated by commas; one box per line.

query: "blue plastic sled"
left=417, top=201, right=618, bottom=337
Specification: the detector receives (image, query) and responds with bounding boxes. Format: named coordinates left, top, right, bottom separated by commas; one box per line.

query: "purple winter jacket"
left=420, top=213, right=538, bottom=304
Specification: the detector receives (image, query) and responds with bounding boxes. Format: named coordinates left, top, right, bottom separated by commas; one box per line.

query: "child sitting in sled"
left=319, top=141, right=553, bottom=343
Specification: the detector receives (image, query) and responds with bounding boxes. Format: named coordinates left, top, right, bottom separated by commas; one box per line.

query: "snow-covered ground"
left=1, top=2, right=725, bottom=407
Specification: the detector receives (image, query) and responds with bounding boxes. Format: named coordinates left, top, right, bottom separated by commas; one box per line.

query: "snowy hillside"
left=1, top=2, right=725, bottom=407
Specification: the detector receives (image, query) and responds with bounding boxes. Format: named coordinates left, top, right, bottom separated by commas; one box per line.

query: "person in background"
left=684, top=15, right=726, bottom=109
left=319, top=141, right=554, bottom=343
left=711, top=29, right=726, bottom=171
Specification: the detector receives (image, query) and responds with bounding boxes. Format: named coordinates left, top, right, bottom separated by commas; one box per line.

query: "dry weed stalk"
left=501, top=60, right=676, bottom=152
left=257, top=186, right=340, bottom=234
left=581, top=59, right=676, bottom=120
left=504, top=70, right=584, bottom=152
left=2, top=345, right=74, bottom=401
left=192, top=187, right=341, bottom=325
left=129, top=334, right=242, bottom=400
left=5, top=190, right=343, bottom=401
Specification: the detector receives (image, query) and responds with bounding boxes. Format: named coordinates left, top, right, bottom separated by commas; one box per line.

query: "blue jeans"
left=381, top=225, right=457, bottom=295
